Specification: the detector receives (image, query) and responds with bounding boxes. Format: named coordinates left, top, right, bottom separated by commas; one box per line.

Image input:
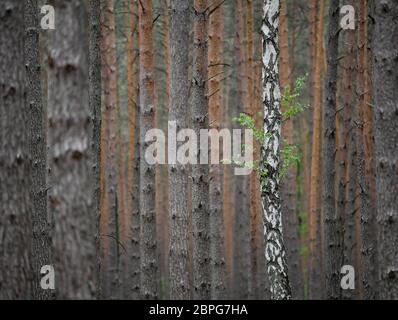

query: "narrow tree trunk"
left=323, top=0, right=340, bottom=300
left=0, top=0, right=32, bottom=300
left=357, top=0, right=377, bottom=300
left=169, top=0, right=191, bottom=300
left=25, top=0, right=52, bottom=300
left=89, top=0, right=102, bottom=299
left=192, top=0, right=211, bottom=299
left=47, top=0, right=97, bottom=299
left=260, top=0, right=291, bottom=300
left=100, top=0, right=120, bottom=299
left=373, top=0, right=398, bottom=300
left=138, top=0, right=157, bottom=299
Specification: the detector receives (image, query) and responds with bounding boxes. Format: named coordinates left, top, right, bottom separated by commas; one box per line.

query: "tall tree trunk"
left=373, top=0, right=398, bottom=300
left=0, top=0, right=32, bottom=300
left=47, top=0, right=96, bottom=299
left=138, top=0, right=157, bottom=299
left=101, top=0, right=120, bottom=299
left=25, top=0, right=52, bottom=300
left=208, top=1, right=227, bottom=300
left=323, top=0, right=340, bottom=300
left=260, top=0, right=291, bottom=300
left=89, top=0, right=102, bottom=299
left=279, top=0, right=303, bottom=300
left=308, top=0, right=325, bottom=300
left=192, top=0, right=211, bottom=299
left=357, top=0, right=377, bottom=300
left=126, top=0, right=141, bottom=300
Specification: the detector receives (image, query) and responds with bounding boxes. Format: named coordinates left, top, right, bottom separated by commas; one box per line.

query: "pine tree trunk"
left=357, top=0, right=377, bottom=300
left=191, top=0, right=211, bottom=300
left=47, top=0, right=96, bottom=299
left=323, top=0, right=341, bottom=300
left=169, top=0, right=191, bottom=300
left=260, top=0, right=291, bottom=300
left=0, top=0, right=32, bottom=300
left=373, top=0, right=398, bottom=300
left=138, top=0, right=157, bottom=300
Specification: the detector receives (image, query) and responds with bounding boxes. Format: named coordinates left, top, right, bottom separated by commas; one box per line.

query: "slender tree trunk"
left=138, top=0, right=157, bottom=299
left=191, top=0, right=211, bottom=299
left=0, top=0, right=32, bottom=300
left=25, top=0, right=52, bottom=300
left=208, top=1, right=228, bottom=300
left=323, top=0, right=341, bottom=300
left=357, top=0, right=377, bottom=300
left=260, top=0, right=291, bottom=300
left=47, top=0, right=97, bottom=299
left=100, top=0, right=120, bottom=299
left=308, top=0, right=325, bottom=300
left=373, top=0, right=398, bottom=300
left=89, top=0, right=102, bottom=299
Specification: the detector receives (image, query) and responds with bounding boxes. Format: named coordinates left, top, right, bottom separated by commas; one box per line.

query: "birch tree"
left=260, top=0, right=291, bottom=300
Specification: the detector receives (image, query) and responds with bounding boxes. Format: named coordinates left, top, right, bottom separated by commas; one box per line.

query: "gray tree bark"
left=138, top=0, right=157, bottom=300
left=260, top=0, right=291, bottom=300
left=25, top=0, right=53, bottom=300
left=169, top=0, right=191, bottom=300
left=0, top=0, right=32, bottom=300
left=47, top=0, right=97, bottom=299
left=373, top=0, right=398, bottom=300
left=192, top=0, right=211, bottom=300
left=322, top=0, right=341, bottom=300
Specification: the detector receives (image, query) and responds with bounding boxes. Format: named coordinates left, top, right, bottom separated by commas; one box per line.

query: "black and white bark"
left=0, top=0, right=32, bottom=299
left=25, top=0, right=52, bottom=300
left=47, top=0, right=97, bottom=299
left=373, top=0, right=398, bottom=300
left=260, top=0, right=291, bottom=300
left=192, top=0, right=211, bottom=299
left=169, top=0, right=191, bottom=300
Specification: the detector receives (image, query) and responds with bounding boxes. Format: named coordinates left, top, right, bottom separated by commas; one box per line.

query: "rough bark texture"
left=0, top=0, right=32, bottom=300
left=138, top=0, right=157, bottom=300
left=47, top=0, right=96, bottom=299
left=279, top=0, right=302, bottom=300
left=192, top=0, right=211, bottom=300
left=25, top=0, right=53, bottom=300
left=323, top=0, right=340, bottom=300
left=357, top=0, right=377, bottom=300
left=373, top=0, right=398, bottom=300
left=209, top=1, right=227, bottom=300
left=100, top=0, right=120, bottom=299
left=260, top=0, right=291, bottom=300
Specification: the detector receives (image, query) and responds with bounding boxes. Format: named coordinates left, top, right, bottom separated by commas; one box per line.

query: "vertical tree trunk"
left=308, top=0, right=325, bottom=300
left=25, top=0, right=52, bottom=300
left=208, top=1, right=228, bottom=300
left=101, top=0, right=120, bottom=299
left=126, top=0, right=141, bottom=300
left=260, top=0, right=291, bottom=300
left=357, top=0, right=377, bottom=300
left=47, top=0, right=97, bottom=299
left=192, top=0, right=211, bottom=300
left=169, top=0, right=191, bottom=300
left=323, top=0, right=340, bottom=300
left=373, top=0, right=398, bottom=300
left=279, top=0, right=303, bottom=300
left=89, top=0, right=102, bottom=299
left=138, top=0, right=157, bottom=300
left=0, top=0, right=32, bottom=300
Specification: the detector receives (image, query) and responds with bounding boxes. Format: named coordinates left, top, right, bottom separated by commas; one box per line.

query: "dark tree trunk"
left=0, top=0, right=32, bottom=300
left=322, top=0, right=341, bottom=300
left=373, top=0, right=398, bottom=300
